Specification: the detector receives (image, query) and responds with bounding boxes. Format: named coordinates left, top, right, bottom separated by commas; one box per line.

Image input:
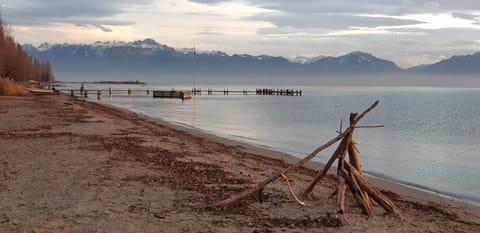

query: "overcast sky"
left=2, top=0, right=480, bottom=68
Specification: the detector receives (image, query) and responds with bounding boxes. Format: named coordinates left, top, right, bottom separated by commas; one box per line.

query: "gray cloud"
left=93, top=25, right=113, bottom=33
left=251, top=13, right=424, bottom=30
left=189, top=0, right=225, bottom=4
left=452, top=12, right=479, bottom=21
left=432, top=1, right=480, bottom=10
left=74, top=23, right=113, bottom=32
left=191, top=0, right=480, bottom=15
left=183, top=12, right=223, bottom=17
left=423, top=1, right=440, bottom=11
left=2, top=0, right=154, bottom=27
left=195, top=31, right=224, bottom=35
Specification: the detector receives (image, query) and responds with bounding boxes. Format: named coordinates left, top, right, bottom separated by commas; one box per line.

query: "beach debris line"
left=213, top=100, right=400, bottom=216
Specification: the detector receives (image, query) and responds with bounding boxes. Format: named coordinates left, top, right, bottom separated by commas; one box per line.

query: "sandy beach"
left=1, top=94, right=479, bottom=233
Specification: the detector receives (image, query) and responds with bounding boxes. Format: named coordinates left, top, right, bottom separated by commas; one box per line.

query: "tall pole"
left=193, top=46, right=197, bottom=92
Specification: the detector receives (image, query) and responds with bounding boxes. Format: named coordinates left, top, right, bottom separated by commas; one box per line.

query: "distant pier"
left=59, top=87, right=302, bottom=100
left=152, top=90, right=192, bottom=100
left=191, top=88, right=302, bottom=96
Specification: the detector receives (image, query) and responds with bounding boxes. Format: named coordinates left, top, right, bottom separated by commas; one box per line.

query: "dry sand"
left=1, top=94, right=479, bottom=233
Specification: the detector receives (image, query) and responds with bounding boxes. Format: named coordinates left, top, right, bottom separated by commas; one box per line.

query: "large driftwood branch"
left=213, top=128, right=350, bottom=208
left=346, top=113, right=370, bottom=205
left=301, top=137, right=348, bottom=197
left=281, top=174, right=306, bottom=206
left=213, top=100, right=379, bottom=208
left=345, top=162, right=400, bottom=215
left=336, top=137, right=349, bottom=214
left=338, top=168, right=372, bottom=215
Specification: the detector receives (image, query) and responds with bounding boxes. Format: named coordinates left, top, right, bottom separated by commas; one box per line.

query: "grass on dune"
left=0, top=79, right=29, bottom=96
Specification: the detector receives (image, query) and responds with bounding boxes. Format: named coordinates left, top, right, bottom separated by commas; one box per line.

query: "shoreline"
left=2, top=94, right=479, bottom=232
left=100, top=98, right=480, bottom=210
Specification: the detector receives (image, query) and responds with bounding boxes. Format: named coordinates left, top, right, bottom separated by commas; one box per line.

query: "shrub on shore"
left=0, top=78, right=29, bottom=96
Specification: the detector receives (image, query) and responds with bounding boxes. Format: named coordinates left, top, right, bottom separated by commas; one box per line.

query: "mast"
left=193, top=46, right=197, bottom=91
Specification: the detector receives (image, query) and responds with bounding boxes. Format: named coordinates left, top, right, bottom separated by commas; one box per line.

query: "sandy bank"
left=1, top=94, right=479, bottom=233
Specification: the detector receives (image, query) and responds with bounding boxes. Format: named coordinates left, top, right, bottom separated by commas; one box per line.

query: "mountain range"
left=22, top=39, right=480, bottom=83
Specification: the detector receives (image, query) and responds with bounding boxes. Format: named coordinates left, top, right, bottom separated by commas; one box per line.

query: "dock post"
left=84, top=90, right=88, bottom=98
left=109, top=87, right=112, bottom=96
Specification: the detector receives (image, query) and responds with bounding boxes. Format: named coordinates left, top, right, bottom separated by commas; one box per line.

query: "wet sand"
left=1, top=94, right=479, bottom=233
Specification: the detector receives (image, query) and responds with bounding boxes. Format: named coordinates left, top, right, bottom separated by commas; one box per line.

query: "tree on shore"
left=0, top=16, right=54, bottom=82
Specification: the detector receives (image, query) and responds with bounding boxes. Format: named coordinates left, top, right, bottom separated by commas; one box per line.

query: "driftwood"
left=339, top=168, right=372, bottom=215
left=301, top=102, right=379, bottom=197
left=281, top=174, right=305, bottom=206
left=345, top=162, right=399, bottom=214
left=213, top=128, right=352, bottom=208
left=302, top=137, right=348, bottom=197
left=213, top=100, right=380, bottom=209
left=346, top=113, right=371, bottom=205
left=300, top=102, right=398, bottom=215
left=213, top=100, right=398, bottom=215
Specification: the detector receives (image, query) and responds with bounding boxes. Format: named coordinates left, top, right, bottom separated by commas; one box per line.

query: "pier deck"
left=58, top=87, right=302, bottom=100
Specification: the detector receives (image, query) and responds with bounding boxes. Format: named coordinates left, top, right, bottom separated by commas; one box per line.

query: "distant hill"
left=309, top=51, right=401, bottom=73
left=408, top=52, right=480, bottom=74
left=22, top=39, right=403, bottom=82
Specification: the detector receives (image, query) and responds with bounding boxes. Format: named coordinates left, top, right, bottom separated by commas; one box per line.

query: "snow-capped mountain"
left=23, top=38, right=404, bottom=82
left=289, top=55, right=326, bottom=64
left=311, top=51, right=401, bottom=72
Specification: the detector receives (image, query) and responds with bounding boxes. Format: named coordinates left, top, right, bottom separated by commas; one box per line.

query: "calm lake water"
left=64, top=84, right=480, bottom=205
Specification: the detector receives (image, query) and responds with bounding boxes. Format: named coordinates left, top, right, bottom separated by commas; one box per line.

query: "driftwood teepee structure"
left=214, top=100, right=399, bottom=215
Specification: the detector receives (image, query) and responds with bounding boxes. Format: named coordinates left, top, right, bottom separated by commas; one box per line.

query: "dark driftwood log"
left=346, top=113, right=371, bottom=204
left=336, top=141, right=349, bottom=214
left=347, top=112, right=360, bottom=173
left=339, top=168, right=372, bottom=215
left=345, top=162, right=400, bottom=215
left=337, top=174, right=347, bottom=214
left=212, top=100, right=380, bottom=208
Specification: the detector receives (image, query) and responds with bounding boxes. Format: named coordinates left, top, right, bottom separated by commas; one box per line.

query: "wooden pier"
left=152, top=90, right=192, bottom=100
left=191, top=88, right=302, bottom=96
left=59, top=87, right=302, bottom=100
